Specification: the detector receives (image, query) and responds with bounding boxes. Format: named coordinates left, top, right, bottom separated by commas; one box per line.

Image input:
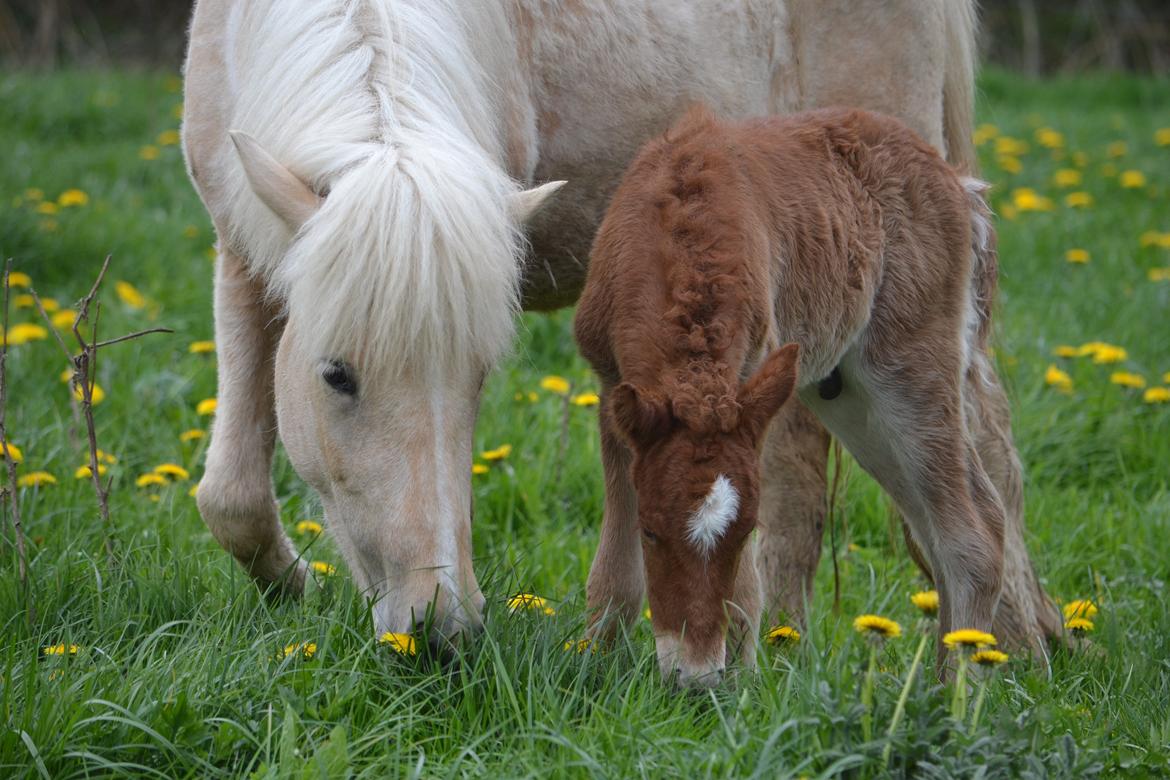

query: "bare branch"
left=92, top=327, right=173, bottom=350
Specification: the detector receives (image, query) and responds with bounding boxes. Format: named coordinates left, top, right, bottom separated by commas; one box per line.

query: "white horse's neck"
left=224, top=0, right=526, bottom=376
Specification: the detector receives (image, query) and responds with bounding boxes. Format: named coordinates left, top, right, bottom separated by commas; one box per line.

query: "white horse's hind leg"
left=586, top=394, right=645, bottom=636
left=196, top=247, right=304, bottom=593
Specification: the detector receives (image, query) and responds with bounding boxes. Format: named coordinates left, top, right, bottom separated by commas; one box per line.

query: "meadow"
left=1, top=69, right=1168, bottom=778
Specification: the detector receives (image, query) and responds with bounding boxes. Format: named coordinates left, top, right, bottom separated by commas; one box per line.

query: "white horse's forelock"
left=221, top=0, right=522, bottom=375
left=686, top=475, right=740, bottom=557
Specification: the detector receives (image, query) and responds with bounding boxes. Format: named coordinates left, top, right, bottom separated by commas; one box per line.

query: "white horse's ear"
left=229, top=131, right=320, bottom=230
left=510, top=180, right=566, bottom=223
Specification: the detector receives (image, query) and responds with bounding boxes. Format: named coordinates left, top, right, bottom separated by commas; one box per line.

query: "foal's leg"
left=804, top=355, right=1005, bottom=666
left=964, top=351, right=1063, bottom=653
left=586, top=394, right=645, bottom=635
left=196, top=247, right=304, bottom=593
left=756, top=401, right=830, bottom=625
left=727, top=539, right=763, bottom=671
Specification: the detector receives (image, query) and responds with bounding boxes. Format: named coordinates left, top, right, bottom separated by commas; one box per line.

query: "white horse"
left=182, top=0, right=1000, bottom=645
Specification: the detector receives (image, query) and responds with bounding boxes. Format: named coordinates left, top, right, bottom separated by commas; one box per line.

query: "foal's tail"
left=962, top=177, right=997, bottom=347
left=942, top=0, right=979, bottom=173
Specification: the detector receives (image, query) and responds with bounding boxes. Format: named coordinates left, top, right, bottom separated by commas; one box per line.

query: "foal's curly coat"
left=576, top=107, right=1060, bottom=686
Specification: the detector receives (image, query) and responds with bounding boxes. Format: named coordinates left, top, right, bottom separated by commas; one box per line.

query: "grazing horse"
left=574, top=107, right=1061, bottom=686
left=181, top=0, right=999, bottom=644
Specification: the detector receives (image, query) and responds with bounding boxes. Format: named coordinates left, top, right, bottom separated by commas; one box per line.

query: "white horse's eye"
left=322, top=361, right=357, bottom=396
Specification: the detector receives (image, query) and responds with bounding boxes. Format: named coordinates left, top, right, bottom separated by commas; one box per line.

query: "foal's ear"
left=230, top=131, right=321, bottom=231
left=738, top=343, right=800, bottom=438
left=609, top=382, right=673, bottom=447
left=510, top=180, right=566, bottom=223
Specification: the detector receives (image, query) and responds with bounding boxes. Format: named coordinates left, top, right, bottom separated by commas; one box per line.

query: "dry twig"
left=30, top=256, right=172, bottom=559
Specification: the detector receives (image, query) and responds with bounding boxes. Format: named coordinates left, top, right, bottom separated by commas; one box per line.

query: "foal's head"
left=612, top=344, right=799, bottom=686
left=230, top=132, right=561, bottom=645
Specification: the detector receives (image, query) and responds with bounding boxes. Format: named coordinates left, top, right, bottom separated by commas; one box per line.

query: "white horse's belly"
left=517, top=0, right=788, bottom=309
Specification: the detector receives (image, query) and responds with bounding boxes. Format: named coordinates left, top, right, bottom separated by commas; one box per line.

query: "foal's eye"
left=642, top=528, right=659, bottom=543
left=322, top=361, right=358, bottom=396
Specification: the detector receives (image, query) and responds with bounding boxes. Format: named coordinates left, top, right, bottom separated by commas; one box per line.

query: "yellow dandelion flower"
left=74, top=464, right=108, bottom=479
left=1053, top=169, right=1081, bottom=188
left=17, top=471, right=57, bottom=488
left=188, top=340, right=215, bottom=354
left=1062, top=599, right=1098, bottom=620
left=1, top=441, right=22, bottom=463
left=13, top=294, right=34, bottom=308
left=311, top=561, right=336, bottom=576
left=507, top=593, right=556, bottom=616
left=196, top=398, right=218, bottom=416
left=1149, top=268, right=1170, bottom=282
left=942, top=629, right=996, bottom=649
left=114, top=281, right=146, bottom=309
left=36, top=201, right=59, bottom=215
left=277, top=641, right=317, bottom=660
left=1045, top=365, right=1073, bottom=393
left=7, top=272, right=32, bottom=289
left=1053, top=345, right=1081, bottom=358
left=853, top=614, right=901, bottom=639
left=71, top=382, right=105, bottom=405
left=3, top=323, right=49, bottom=345
left=153, top=463, right=190, bottom=480
left=540, top=375, right=571, bottom=395
left=1120, top=170, right=1147, bottom=189
left=1106, top=141, right=1127, bottom=158
left=1139, top=231, right=1170, bottom=248
left=995, top=137, right=1028, bottom=156
left=51, top=310, right=75, bottom=329
left=139, top=145, right=160, bottom=161
left=156, top=129, right=180, bottom=146
left=471, top=463, right=489, bottom=475
left=1110, top=371, right=1146, bottom=389
left=1155, top=128, right=1170, bottom=146
left=1035, top=128, right=1064, bottom=149
left=57, top=189, right=89, bottom=207
left=42, top=644, right=80, bottom=656
left=563, top=638, right=597, bottom=654
left=1065, top=248, right=1090, bottom=264
left=135, top=473, right=167, bottom=488
left=96, top=449, right=117, bottom=465
left=380, top=632, right=417, bottom=655
left=766, top=625, right=801, bottom=645
left=1064, top=191, right=1093, bottom=208
left=997, top=156, right=1022, bottom=174
left=1065, top=618, right=1094, bottom=635
left=571, top=392, right=600, bottom=407
left=970, top=649, right=1009, bottom=667
left=481, top=444, right=512, bottom=461
left=188, top=484, right=198, bottom=497
left=644, top=607, right=652, bottom=620
left=972, top=124, right=999, bottom=146
left=1011, top=187, right=1055, bottom=212
left=910, top=589, right=940, bottom=616
left=295, top=520, right=323, bottom=536
left=1091, top=345, right=1127, bottom=364
left=179, top=429, right=205, bottom=443
left=1144, top=387, right=1170, bottom=404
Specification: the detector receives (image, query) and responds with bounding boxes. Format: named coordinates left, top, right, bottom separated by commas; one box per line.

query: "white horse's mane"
left=220, top=0, right=522, bottom=374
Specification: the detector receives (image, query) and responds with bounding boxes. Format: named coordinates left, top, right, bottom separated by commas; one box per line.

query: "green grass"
left=1, top=67, right=1168, bottom=778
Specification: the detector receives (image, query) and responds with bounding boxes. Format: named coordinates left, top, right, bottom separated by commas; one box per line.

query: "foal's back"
left=581, top=106, right=975, bottom=386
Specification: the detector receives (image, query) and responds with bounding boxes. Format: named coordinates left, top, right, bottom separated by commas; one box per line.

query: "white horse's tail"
left=942, top=0, right=979, bottom=173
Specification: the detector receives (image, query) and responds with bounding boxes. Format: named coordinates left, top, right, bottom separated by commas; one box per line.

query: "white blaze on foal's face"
left=685, top=474, right=740, bottom=557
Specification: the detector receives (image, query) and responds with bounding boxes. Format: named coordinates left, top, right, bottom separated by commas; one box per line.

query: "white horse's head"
left=231, top=131, right=562, bottom=644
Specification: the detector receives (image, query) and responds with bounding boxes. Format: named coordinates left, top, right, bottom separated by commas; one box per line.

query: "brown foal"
left=575, top=106, right=1061, bottom=687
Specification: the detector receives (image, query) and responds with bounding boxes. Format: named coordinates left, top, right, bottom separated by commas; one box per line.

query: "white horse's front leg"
left=196, top=247, right=304, bottom=593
